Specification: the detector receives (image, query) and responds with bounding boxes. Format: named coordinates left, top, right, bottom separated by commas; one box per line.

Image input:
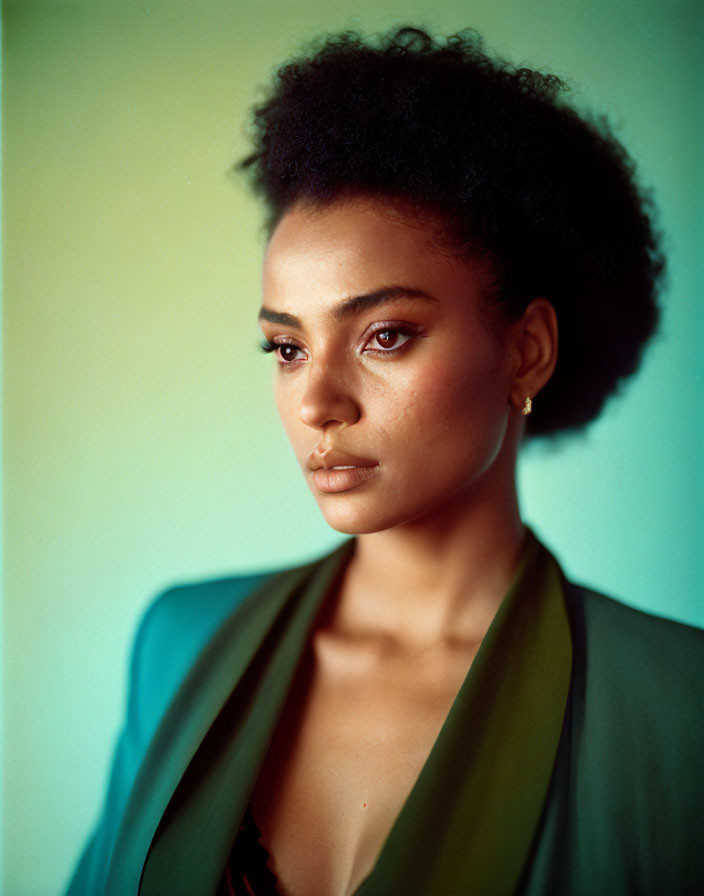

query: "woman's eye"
left=260, top=338, right=306, bottom=364
left=366, top=329, right=412, bottom=353
left=276, top=343, right=305, bottom=363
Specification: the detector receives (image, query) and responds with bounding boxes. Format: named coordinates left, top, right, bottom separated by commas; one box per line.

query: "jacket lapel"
left=105, top=541, right=353, bottom=896
left=103, top=534, right=570, bottom=896
left=358, top=537, right=573, bottom=896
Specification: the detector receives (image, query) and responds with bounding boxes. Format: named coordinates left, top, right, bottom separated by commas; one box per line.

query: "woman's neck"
left=338, top=468, right=526, bottom=648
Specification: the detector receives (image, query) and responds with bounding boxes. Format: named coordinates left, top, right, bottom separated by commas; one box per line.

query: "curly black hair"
left=240, top=27, right=664, bottom=437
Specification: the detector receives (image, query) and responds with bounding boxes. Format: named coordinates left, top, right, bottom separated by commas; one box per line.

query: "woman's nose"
left=299, top=363, right=360, bottom=429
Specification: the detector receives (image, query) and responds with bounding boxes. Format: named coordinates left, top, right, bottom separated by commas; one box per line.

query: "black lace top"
left=218, top=808, right=281, bottom=896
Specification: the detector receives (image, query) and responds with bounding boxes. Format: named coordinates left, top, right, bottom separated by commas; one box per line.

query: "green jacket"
left=66, top=536, right=704, bottom=895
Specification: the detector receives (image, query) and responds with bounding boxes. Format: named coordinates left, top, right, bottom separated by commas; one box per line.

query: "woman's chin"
left=316, top=501, right=402, bottom=536
left=320, top=514, right=390, bottom=537
left=315, top=493, right=442, bottom=536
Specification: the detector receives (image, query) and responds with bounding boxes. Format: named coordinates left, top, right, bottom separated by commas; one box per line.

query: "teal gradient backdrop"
left=3, top=1, right=703, bottom=893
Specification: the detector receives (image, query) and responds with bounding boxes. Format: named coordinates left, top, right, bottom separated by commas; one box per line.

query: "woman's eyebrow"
left=258, top=286, right=436, bottom=327
left=257, top=308, right=302, bottom=327
left=331, top=286, right=437, bottom=321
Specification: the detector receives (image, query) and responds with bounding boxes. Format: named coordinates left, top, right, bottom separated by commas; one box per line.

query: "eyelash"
left=259, top=325, right=417, bottom=365
left=259, top=337, right=299, bottom=357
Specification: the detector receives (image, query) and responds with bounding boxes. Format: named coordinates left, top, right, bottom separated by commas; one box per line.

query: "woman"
left=66, top=27, right=704, bottom=896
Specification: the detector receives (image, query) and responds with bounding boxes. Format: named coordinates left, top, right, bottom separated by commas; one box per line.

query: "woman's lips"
left=310, top=463, right=380, bottom=493
left=307, top=448, right=380, bottom=493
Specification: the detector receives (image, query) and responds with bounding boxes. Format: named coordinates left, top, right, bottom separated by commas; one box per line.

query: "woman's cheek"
left=401, top=360, right=482, bottom=425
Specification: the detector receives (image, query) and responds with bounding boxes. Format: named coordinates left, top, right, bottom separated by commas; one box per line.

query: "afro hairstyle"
left=240, top=27, right=664, bottom=437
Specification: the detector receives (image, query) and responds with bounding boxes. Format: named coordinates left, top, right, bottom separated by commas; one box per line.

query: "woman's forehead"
left=266, top=195, right=442, bottom=258
left=261, top=196, right=492, bottom=317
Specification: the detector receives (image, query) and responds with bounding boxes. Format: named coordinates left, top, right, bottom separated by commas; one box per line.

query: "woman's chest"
left=249, top=634, right=478, bottom=896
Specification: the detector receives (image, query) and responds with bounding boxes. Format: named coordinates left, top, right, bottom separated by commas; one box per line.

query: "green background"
left=3, top=0, right=702, bottom=893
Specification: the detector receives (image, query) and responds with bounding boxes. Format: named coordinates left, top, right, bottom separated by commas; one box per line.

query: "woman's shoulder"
left=128, top=556, right=324, bottom=744
left=554, top=579, right=704, bottom=877
left=63, top=557, right=327, bottom=896
left=567, top=579, right=704, bottom=668
left=564, top=579, right=704, bottom=746
left=138, top=569, right=276, bottom=666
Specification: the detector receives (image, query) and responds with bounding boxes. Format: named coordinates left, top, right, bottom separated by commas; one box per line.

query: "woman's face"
left=259, top=196, right=521, bottom=535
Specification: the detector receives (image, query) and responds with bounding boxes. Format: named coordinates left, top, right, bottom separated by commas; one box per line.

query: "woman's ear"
left=508, top=298, right=558, bottom=414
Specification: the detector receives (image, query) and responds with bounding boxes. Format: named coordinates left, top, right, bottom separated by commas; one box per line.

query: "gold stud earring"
left=521, top=396, right=532, bottom=416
